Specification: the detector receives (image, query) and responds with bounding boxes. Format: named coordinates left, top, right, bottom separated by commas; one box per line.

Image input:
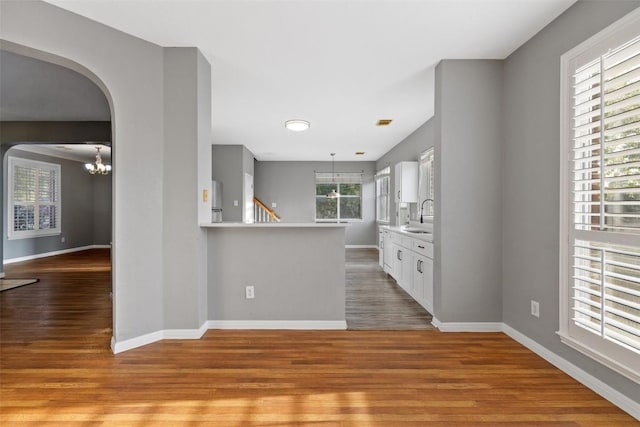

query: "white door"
left=244, top=173, right=254, bottom=223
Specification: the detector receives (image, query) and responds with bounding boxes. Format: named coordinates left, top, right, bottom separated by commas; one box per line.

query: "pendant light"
left=85, top=146, right=111, bottom=175
left=326, top=153, right=339, bottom=199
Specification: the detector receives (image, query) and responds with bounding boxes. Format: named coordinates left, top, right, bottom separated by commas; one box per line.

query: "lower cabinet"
left=411, top=253, right=434, bottom=313
left=382, top=228, right=434, bottom=314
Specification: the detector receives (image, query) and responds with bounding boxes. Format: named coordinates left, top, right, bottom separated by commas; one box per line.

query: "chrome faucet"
left=420, top=199, right=434, bottom=223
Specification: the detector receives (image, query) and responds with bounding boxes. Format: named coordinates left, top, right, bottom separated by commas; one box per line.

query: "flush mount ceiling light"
left=377, top=119, right=393, bottom=126
left=85, top=146, right=111, bottom=175
left=285, top=119, right=310, bottom=131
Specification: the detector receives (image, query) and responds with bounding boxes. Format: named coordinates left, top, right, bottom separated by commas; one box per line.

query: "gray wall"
left=208, top=227, right=345, bottom=321
left=162, top=48, right=211, bottom=330
left=502, top=0, right=640, bottom=404
left=376, top=119, right=435, bottom=225
left=3, top=147, right=111, bottom=259
left=254, top=160, right=377, bottom=246
left=433, top=60, right=504, bottom=324
left=211, top=145, right=255, bottom=222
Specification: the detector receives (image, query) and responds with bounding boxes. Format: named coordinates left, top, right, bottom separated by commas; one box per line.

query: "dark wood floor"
left=1, top=250, right=637, bottom=425
left=346, top=248, right=433, bottom=330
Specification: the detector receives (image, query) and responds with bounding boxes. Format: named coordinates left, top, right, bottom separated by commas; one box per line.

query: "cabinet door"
left=378, top=231, right=384, bottom=268
left=391, top=243, right=402, bottom=282
left=400, top=248, right=412, bottom=292
left=395, top=161, right=418, bottom=203
left=383, top=231, right=393, bottom=271
left=412, top=254, right=425, bottom=303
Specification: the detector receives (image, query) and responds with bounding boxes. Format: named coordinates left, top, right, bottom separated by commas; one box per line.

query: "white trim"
left=0, top=272, right=5, bottom=279
left=111, top=320, right=347, bottom=353
left=345, top=245, right=378, bottom=249
left=111, top=323, right=209, bottom=354
left=207, top=320, right=347, bottom=330
left=503, top=324, right=640, bottom=421
left=3, top=245, right=109, bottom=264
left=431, top=317, right=502, bottom=332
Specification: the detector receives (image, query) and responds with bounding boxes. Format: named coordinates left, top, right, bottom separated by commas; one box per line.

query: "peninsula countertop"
left=201, top=222, right=349, bottom=228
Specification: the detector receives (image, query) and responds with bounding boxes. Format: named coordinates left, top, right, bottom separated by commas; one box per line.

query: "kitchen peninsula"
left=202, top=223, right=347, bottom=328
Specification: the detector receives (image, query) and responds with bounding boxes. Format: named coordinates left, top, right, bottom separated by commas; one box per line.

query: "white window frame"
left=375, top=166, right=390, bottom=224
left=419, top=148, right=435, bottom=222
left=8, top=156, right=62, bottom=240
left=559, top=8, right=640, bottom=384
left=314, top=172, right=363, bottom=222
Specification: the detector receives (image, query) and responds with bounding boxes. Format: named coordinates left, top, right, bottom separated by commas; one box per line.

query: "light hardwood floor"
left=1, top=249, right=637, bottom=426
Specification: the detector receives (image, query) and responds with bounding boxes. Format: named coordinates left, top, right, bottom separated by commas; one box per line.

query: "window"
left=560, top=10, right=640, bottom=383
left=419, top=148, right=435, bottom=220
left=375, top=166, right=390, bottom=223
left=8, top=157, right=61, bottom=239
left=315, top=172, right=362, bottom=221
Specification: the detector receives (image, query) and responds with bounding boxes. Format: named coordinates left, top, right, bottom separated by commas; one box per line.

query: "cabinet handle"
left=418, top=245, right=425, bottom=249
left=398, top=190, right=401, bottom=200
left=397, top=250, right=402, bottom=261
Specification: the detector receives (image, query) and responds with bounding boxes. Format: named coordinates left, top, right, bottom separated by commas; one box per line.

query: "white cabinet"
left=395, top=161, right=418, bottom=203
left=378, top=230, right=384, bottom=268
left=383, top=229, right=393, bottom=274
left=381, top=226, right=434, bottom=314
left=412, top=253, right=434, bottom=313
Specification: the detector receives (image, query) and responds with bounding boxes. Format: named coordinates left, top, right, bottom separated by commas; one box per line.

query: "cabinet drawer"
left=413, top=240, right=433, bottom=258
left=400, top=235, right=413, bottom=248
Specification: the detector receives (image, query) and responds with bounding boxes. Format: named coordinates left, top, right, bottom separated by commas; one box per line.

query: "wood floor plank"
left=346, top=248, right=433, bottom=330
left=1, top=249, right=637, bottom=425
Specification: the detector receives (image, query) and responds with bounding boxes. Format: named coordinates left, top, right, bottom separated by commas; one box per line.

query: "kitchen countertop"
left=381, top=225, right=434, bottom=243
left=201, top=222, right=349, bottom=228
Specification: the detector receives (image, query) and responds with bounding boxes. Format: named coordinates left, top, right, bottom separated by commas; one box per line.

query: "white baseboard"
left=111, top=320, right=347, bottom=354
left=431, top=317, right=503, bottom=332
left=4, top=245, right=110, bottom=264
left=111, top=322, right=208, bottom=354
left=0, top=272, right=5, bottom=279
left=345, top=245, right=378, bottom=249
left=503, top=324, right=639, bottom=421
left=207, top=320, right=347, bottom=330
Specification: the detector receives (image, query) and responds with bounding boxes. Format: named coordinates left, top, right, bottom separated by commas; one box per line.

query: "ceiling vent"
left=377, top=119, right=392, bottom=126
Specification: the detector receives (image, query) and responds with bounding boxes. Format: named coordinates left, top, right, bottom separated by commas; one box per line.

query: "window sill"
left=557, top=331, right=640, bottom=384
left=8, top=230, right=61, bottom=240
left=315, top=219, right=362, bottom=223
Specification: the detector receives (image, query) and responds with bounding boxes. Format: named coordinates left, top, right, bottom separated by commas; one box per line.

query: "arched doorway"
left=0, top=45, right=116, bottom=342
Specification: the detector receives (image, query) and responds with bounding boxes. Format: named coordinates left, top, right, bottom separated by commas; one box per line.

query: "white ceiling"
left=44, top=0, right=576, bottom=161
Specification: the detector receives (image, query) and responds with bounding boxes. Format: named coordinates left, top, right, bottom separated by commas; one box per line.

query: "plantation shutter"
left=9, top=157, right=61, bottom=238
left=571, top=36, right=640, bottom=356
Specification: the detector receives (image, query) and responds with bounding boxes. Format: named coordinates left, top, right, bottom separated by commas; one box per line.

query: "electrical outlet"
left=271, top=202, right=277, bottom=208
left=531, top=300, right=540, bottom=318
left=61, top=236, right=65, bottom=243
left=234, top=200, right=239, bottom=207
left=245, top=286, right=255, bottom=299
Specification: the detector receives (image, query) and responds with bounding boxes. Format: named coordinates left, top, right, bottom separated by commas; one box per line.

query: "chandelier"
left=85, top=146, right=111, bottom=175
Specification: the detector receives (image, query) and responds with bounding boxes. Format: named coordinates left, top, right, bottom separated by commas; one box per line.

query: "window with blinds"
left=315, top=172, right=362, bottom=221
left=375, top=167, right=390, bottom=223
left=8, top=157, right=61, bottom=239
left=561, top=12, right=640, bottom=383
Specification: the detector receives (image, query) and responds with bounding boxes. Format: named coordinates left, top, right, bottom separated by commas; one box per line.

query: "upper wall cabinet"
left=395, top=161, right=418, bottom=203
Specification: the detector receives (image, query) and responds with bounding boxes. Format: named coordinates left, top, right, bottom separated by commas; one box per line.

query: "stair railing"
left=253, top=197, right=281, bottom=223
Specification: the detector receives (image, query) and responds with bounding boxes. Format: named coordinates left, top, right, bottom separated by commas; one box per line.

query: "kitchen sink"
left=402, top=227, right=432, bottom=234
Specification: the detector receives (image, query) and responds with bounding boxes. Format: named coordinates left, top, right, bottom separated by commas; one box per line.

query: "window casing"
left=375, top=166, right=390, bottom=223
left=315, top=172, right=362, bottom=221
left=419, top=148, right=435, bottom=220
left=8, top=157, right=61, bottom=239
left=560, top=9, right=640, bottom=383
